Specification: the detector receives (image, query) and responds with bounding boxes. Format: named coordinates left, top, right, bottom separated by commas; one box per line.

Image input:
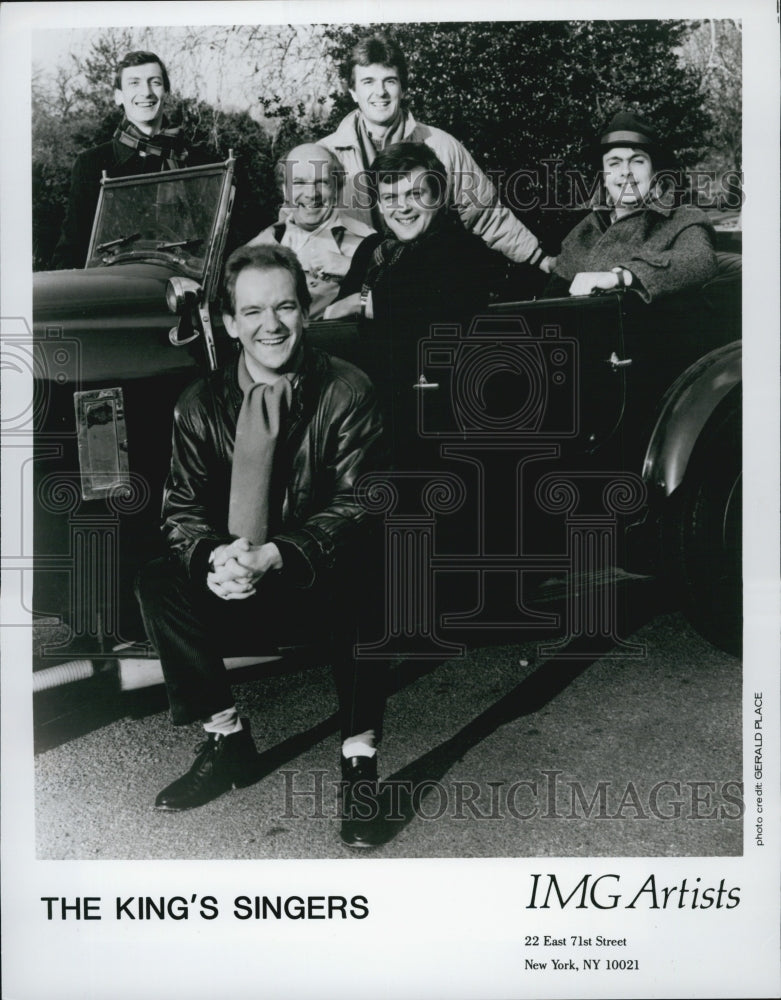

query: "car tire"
left=665, top=389, right=742, bottom=657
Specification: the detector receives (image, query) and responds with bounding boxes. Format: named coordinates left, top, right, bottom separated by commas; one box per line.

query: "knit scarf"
left=357, top=111, right=407, bottom=168
left=113, top=117, right=188, bottom=170
left=227, top=354, right=295, bottom=545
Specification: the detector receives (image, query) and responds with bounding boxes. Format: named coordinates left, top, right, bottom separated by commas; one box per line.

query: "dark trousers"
left=135, top=556, right=387, bottom=741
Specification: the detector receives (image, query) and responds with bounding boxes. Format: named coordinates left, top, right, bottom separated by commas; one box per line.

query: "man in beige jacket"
left=320, top=32, right=554, bottom=272
left=250, top=143, right=374, bottom=318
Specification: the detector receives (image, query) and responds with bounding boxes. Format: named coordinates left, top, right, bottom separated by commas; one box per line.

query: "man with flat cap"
left=552, top=109, right=717, bottom=301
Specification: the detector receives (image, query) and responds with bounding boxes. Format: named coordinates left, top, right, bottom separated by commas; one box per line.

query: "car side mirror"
left=165, top=275, right=219, bottom=370
left=166, top=277, right=203, bottom=347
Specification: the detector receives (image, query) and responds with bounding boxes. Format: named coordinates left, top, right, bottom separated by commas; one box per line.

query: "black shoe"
left=155, top=722, right=259, bottom=811
left=340, top=754, right=386, bottom=848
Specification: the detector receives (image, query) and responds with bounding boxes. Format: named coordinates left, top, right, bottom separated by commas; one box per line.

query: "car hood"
left=33, top=261, right=212, bottom=383
left=33, top=261, right=177, bottom=328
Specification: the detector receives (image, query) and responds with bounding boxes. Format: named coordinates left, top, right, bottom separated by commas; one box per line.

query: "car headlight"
left=166, top=276, right=203, bottom=315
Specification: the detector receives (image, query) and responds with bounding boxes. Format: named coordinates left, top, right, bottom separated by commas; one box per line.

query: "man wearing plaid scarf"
left=53, top=51, right=201, bottom=269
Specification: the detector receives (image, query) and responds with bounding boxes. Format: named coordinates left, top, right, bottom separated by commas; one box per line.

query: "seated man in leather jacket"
left=135, top=243, right=387, bottom=848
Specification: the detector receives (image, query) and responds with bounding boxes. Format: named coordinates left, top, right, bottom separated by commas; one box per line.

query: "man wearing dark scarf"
left=135, top=244, right=388, bottom=848
left=327, top=142, right=494, bottom=466
left=53, top=51, right=203, bottom=269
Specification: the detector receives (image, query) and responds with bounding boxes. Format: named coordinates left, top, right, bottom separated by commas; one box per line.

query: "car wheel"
left=666, top=389, right=742, bottom=656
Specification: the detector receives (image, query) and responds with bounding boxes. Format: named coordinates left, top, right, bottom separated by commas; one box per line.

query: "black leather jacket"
left=162, top=345, right=385, bottom=588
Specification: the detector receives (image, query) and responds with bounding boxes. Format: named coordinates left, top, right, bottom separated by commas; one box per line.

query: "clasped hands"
left=207, top=537, right=283, bottom=600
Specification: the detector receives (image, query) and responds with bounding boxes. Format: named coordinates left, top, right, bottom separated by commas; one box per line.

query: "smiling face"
left=378, top=166, right=443, bottom=242
left=349, top=63, right=403, bottom=130
left=283, top=148, right=338, bottom=231
left=114, top=61, right=167, bottom=134
left=224, top=267, right=307, bottom=383
left=602, top=146, right=654, bottom=213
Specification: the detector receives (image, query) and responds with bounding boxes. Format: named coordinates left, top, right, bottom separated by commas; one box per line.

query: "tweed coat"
left=552, top=202, right=717, bottom=302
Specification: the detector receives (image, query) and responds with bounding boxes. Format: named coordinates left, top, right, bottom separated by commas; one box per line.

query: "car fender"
left=642, top=341, right=741, bottom=497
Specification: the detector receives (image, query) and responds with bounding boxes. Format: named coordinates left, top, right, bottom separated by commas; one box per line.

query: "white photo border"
left=2, top=2, right=778, bottom=998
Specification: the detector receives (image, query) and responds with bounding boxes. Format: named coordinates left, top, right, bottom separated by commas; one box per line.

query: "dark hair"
left=275, top=144, right=346, bottom=197
left=347, top=32, right=408, bottom=90
left=369, top=142, right=448, bottom=203
left=221, top=244, right=312, bottom=316
left=114, top=51, right=170, bottom=92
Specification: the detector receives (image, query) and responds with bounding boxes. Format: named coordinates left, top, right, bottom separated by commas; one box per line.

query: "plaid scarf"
left=113, top=117, right=188, bottom=170
left=362, top=209, right=452, bottom=294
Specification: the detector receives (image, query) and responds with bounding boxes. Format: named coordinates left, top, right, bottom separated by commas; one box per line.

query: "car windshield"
left=86, top=164, right=230, bottom=280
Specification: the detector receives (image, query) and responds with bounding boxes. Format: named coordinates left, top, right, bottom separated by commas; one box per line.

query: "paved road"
left=34, top=580, right=742, bottom=860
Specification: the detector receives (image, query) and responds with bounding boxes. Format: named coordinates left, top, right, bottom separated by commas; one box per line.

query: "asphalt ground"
left=33, top=580, right=742, bottom=860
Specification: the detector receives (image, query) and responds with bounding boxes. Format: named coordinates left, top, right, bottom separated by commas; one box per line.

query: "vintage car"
left=29, top=159, right=741, bottom=695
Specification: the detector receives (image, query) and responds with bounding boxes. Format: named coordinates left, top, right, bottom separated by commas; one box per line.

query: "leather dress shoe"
left=340, top=754, right=386, bottom=848
left=155, top=721, right=260, bottom=811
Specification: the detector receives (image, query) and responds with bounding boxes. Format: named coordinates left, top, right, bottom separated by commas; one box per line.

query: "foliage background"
left=32, top=19, right=741, bottom=270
